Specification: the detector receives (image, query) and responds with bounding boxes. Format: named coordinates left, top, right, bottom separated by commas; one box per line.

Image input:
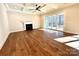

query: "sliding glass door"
left=52, top=15, right=58, bottom=29
left=44, top=16, right=52, bottom=29
left=56, top=14, right=64, bottom=31
left=44, top=13, right=64, bottom=31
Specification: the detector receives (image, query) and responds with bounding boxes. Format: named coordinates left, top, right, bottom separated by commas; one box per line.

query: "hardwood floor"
left=0, top=29, right=79, bottom=56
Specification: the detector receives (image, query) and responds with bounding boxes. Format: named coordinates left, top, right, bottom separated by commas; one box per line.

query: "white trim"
left=23, top=21, right=33, bottom=30
left=0, top=32, right=10, bottom=50
left=4, top=4, right=10, bottom=10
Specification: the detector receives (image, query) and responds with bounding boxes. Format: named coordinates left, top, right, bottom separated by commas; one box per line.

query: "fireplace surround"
left=26, top=24, right=33, bottom=30
left=23, top=21, right=33, bottom=31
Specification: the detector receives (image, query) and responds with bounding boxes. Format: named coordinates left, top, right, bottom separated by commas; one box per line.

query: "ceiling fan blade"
left=40, top=4, right=46, bottom=9
left=35, top=4, right=38, bottom=7
left=35, top=4, right=46, bottom=11
left=38, top=9, right=41, bottom=11
left=36, top=6, right=41, bottom=10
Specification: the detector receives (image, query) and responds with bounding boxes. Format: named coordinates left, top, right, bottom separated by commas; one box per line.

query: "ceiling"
left=4, top=3, right=76, bottom=15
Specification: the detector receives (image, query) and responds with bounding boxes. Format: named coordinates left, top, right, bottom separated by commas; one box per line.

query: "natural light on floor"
left=54, top=35, right=79, bottom=50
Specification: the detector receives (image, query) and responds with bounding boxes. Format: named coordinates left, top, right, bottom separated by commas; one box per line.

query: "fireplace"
left=23, top=21, right=33, bottom=31
left=26, top=24, right=33, bottom=30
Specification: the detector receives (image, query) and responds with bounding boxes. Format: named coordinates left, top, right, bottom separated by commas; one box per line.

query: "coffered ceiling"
left=4, top=3, right=76, bottom=15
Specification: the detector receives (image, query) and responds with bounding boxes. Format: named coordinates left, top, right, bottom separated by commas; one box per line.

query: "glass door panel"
left=47, top=16, right=52, bottom=29
left=44, top=14, right=64, bottom=31
left=57, top=15, right=64, bottom=31
left=52, top=15, right=57, bottom=29
left=44, top=16, right=52, bottom=29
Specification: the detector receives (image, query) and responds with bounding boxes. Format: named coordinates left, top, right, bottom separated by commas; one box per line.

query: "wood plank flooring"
left=0, top=29, right=79, bottom=56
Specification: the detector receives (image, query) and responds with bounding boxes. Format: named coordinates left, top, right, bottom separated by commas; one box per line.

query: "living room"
left=0, top=3, right=79, bottom=56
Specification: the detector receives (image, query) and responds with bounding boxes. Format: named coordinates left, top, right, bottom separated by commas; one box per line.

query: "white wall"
left=7, top=11, right=41, bottom=32
left=41, top=4, right=79, bottom=34
left=0, top=4, right=41, bottom=49
left=0, top=4, right=10, bottom=49
left=63, top=4, right=79, bottom=34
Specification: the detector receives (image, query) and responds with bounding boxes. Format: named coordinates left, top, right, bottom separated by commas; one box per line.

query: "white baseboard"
left=0, top=32, right=10, bottom=50
left=10, top=28, right=40, bottom=33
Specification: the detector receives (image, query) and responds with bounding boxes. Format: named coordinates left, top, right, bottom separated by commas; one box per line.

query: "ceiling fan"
left=21, top=4, right=46, bottom=13
left=34, top=4, right=46, bottom=12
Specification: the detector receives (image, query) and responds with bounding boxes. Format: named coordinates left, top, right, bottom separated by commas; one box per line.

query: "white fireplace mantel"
left=22, top=21, right=33, bottom=30
left=23, top=21, right=33, bottom=24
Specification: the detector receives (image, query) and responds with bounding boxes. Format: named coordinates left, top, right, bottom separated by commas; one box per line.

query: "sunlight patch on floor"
left=54, top=36, right=78, bottom=43
left=39, top=29, right=57, bottom=33
left=66, top=41, right=79, bottom=50
left=54, top=35, right=79, bottom=50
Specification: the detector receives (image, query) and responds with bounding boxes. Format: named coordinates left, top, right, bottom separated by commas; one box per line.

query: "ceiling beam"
left=4, top=3, right=10, bottom=10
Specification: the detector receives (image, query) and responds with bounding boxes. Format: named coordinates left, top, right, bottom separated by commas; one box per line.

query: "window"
left=44, top=13, right=64, bottom=31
